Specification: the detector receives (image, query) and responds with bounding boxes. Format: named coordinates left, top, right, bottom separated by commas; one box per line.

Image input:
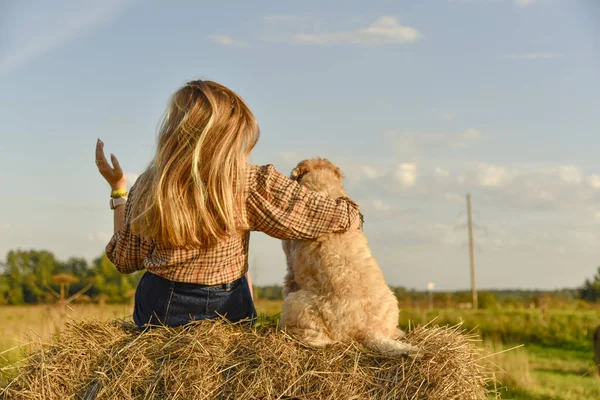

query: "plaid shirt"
left=105, top=164, right=360, bottom=285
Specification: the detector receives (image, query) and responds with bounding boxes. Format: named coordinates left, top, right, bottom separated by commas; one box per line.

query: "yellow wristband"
left=110, top=189, right=128, bottom=198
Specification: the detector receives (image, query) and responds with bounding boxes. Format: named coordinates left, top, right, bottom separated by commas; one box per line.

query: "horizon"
left=1, top=0, right=599, bottom=291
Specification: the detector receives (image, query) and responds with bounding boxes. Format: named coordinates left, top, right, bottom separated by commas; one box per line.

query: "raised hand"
left=95, top=139, right=127, bottom=190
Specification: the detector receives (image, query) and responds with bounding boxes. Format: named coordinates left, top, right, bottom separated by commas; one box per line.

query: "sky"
left=0, top=0, right=599, bottom=291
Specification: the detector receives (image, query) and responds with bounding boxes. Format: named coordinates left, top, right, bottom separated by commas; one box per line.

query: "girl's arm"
left=96, top=139, right=154, bottom=273
left=95, top=138, right=128, bottom=235
left=246, top=164, right=360, bottom=240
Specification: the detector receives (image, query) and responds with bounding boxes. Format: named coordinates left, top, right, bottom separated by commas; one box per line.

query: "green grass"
left=527, top=344, right=593, bottom=372
left=398, top=308, right=599, bottom=351
left=394, top=308, right=600, bottom=400
left=490, top=344, right=599, bottom=400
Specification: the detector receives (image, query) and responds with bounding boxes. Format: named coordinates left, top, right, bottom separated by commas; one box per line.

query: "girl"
left=95, top=80, right=360, bottom=329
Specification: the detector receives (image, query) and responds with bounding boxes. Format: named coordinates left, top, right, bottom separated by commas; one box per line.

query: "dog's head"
left=290, top=157, right=346, bottom=197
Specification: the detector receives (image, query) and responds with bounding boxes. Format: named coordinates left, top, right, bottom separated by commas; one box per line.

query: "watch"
left=110, top=197, right=128, bottom=210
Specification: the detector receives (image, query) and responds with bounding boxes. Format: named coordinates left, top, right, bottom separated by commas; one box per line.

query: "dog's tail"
left=363, top=337, right=418, bottom=356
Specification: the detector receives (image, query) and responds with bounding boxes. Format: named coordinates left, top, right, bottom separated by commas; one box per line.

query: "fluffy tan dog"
left=281, top=157, right=417, bottom=356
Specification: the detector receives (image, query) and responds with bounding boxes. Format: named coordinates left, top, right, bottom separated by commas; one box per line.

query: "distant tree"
left=257, top=285, right=284, bottom=300
left=59, top=257, right=91, bottom=277
left=393, top=287, right=409, bottom=301
left=3, top=249, right=60, bottom=304
left=0, top=249, right=145, bottom=304
left=478, top=292, right=497, bottom=309
left=57, top=257, right=93, bottom=294
left=0, top=274, right=9, bottom=305
left=453, top=291, right=473, bottom=305
left=579, top=266, right=600, bottom=302
left=91, top=254, right=140, bottom=303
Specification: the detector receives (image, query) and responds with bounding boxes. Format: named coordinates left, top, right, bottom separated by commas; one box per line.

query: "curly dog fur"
left=281, top=157, right=417, bottom=356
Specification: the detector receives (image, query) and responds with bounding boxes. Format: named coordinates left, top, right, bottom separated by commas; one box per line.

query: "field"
left=1, top=301, right=599, bottom=399
left=396, top=308, right=600, bottom=400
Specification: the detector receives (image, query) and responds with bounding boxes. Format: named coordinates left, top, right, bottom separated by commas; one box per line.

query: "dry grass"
left=1, top=318, right=496, bottom=400
left=484, top=341, right=534, bottom=392
left=0, top=304, right=131, bottom=367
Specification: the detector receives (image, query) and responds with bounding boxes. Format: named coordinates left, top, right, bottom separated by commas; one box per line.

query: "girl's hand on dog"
left=95, top=139, right=127, bottom=191
left=350, top=213, right=362, bottom=230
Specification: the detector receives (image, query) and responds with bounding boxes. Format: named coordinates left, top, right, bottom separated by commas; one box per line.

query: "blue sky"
left=1, top=0, right=599, bottom=290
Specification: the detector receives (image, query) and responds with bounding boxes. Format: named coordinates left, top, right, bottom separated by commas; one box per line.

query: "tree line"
left=1, top=249, right=599, bottom=306
left=0, top=250, right=139, bottom=305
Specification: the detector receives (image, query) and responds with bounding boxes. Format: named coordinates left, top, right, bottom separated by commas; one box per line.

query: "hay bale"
left=1, top=320, right=496, bottom=399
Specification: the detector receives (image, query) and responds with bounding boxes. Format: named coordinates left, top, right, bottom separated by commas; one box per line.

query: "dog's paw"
left=395, top=342, right=419, bottom=356
left=364, top=337, right=418, bottom=356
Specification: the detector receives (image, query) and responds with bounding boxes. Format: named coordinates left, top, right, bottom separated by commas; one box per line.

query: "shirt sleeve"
left=246, top=164, right=360, bottom=240
left=105, top=182, right=155, bottom=274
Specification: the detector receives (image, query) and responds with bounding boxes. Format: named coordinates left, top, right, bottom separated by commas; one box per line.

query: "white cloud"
left=372, top=199, right=392, bottom=212
left=435, top=167, right=451, bottom=178
left=265, top=150, right=600, bottom=289
left=441, top=112, right=455, bottom=121
left=395, top=163, right=417, bottom=186
left=504, top=53, right=563, bottom=60
left=209, top=35, right=248, bottom=47
left=372, top=200, right=391, bottom=212
left=392, top=128, right=483, bottom=154
left=329, top=162, right=386, bottom=182
left=555, top=165, right=583, bottom=185
left=514, top=0, right=537, bottom=7
left=275, top=154, right=385, bottom=183
left=353, top=159, right=599, bottom=214
left=588, top=175, right=600, bottom=189
left=361, top=165, right=382, bottom=179
left=461, top=163, right=593, bottom=209
left=460, top=128, right=481, bottom=142
left=291, top=16, right=422, bottom=46
left=474, top=163, right=519, bottom=187
left=0, top=1, right=130, bottom=76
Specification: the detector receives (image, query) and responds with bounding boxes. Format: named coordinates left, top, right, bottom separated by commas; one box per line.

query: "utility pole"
left=466, top=193, right=478, bottom=310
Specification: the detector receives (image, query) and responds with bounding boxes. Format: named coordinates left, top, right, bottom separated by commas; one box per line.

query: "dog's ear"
left=315, top=158, right=344, bottom=180
left=291, top=160, right=312, bottom=181
left=328, top=162, right=344, bottom=180
left=291, top=158, right=344, bottom=181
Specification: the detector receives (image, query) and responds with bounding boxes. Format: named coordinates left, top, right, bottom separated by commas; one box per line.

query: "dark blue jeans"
left=133, top=271, right=257, bottom=329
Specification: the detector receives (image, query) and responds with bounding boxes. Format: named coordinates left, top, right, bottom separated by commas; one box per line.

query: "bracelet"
left=110, top=189, right=128, bottom=198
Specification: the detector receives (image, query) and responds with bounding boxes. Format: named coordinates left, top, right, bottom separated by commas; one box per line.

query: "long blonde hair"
left=130, top=80, right=260, bottom=247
